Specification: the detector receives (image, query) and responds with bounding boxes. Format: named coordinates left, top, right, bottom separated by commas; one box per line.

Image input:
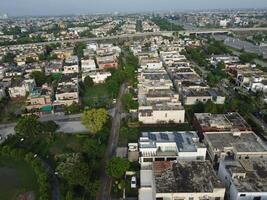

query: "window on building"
left=240, top=194, right=246, bottom=197
left=155, top=157, right=165, bottom=161
left=189, top=197, right=194, bottom=200
left=215, top=197, right=221, bottom=200
left=197, top=156, right=204, bottom=160
left=253, top=197, right=261, bottom=200
left=143, top=158, right=153, bottom=162
left=167, top=157, right=176, bottom=161
left=156, top=198, right=163, bottom=200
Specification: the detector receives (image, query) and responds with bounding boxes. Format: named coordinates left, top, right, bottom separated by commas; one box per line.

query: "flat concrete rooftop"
left=154, top=161, right=224, bottom=193
left=205, top=132, right=267, bottom=153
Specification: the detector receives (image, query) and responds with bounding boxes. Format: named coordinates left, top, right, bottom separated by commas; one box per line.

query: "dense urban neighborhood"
left=0, top=8, right=267, bottom=200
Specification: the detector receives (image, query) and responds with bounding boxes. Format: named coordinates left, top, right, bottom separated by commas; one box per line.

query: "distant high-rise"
left=0, top=13, right=8, bottom=19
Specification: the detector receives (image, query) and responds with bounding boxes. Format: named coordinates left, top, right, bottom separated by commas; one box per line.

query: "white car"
left=131, top=176, right=136, bottom=188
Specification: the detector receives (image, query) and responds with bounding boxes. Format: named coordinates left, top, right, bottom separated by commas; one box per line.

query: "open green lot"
left=0, top=155, right=38, bottom=200
left=81, top=84, right=112, bottom=108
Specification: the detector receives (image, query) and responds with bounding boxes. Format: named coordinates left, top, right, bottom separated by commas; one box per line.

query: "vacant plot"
left=81, top=84, right=112, bottom=108
left=0, top=155, right=38, bottom=200
left=0, top=98, right=26, bottom=124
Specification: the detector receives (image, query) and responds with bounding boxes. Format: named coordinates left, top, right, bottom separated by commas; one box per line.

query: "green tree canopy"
left=56, top=153, right=91, bottom=187
left=106, top=157, right=130, bottom=179
left=81, top=108, right=108, bottom=134
left=84, top=76, right=94, bottom=88
left=30, top=71, right=47, bottom=87
left=121, top=93, right=138, bottom=111
left=15, top=115, right=43, bottom=138
left=73, top=42, right=86, bottom=58
left=42, top=121, right=59, bottom=133
left=2, top=53, right=16, bottom=63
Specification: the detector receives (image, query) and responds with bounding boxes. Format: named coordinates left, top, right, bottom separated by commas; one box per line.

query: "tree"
left=73, top=42, right=86, bottom=58
left=239, top=52, right=258, bottom=63
left=15, top=115, right=43, bottom=138
left=2, top=53, right=15, bottom=63
left=56, top=153, right=91, bottom=187
left=64, top=103, right=81, bottom=115
left=106, top=157, right=130, bottom=179
left=121, top=93, right=138, bottom=111
left=84, top=76, right=94, bottom=88
left=30, top=71, right=47, bottom=87
left=42, top=121, right=59, bottom=133
left=81, top=108, right=108, bottom=134
left=204, top=100, right=218, bottom=114
left=26, top=57, right=35, bottom=64
left=119, top=126, right=139, bottom=144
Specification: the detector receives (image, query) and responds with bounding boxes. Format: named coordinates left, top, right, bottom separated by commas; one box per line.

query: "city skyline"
left=1, top=0, right=267, bottom=16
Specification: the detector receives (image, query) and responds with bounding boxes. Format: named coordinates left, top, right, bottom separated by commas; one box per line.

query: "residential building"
left=138, top=102, right=185, bottom=124
left=218, top=159, right=267, bottom=200
left=160, top=51, right=187, bottom=66
left=81, top=59, right=96, bottom=72
left=138, top=131, right=206, bottom=166
left=97, top=55, right=118, bottom=70
left=55, top=75, right=79, bottom=106
left=139, top=57, right=163, bottom=70
left=181, top=88, right=225, bottom=105
left=26, top=86, right=52, bottom=111
left=63, top=56, right=79, bottom=74
left=138, top=68, right=185, bottom=124
left=82, top=72, right=111, bottom=84
left=139, top=161, right=226, bottom=200
left=203, top=131, right=267, bottom=163
left=8, top=79, right=36, bottom=98
left=193, top=112, right=252, bottom=135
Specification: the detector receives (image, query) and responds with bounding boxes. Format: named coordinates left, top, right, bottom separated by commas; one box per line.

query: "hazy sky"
left=1, top=0, right=267, bottom=16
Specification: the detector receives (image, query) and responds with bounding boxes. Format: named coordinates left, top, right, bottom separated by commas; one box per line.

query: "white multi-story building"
left=139, top=57, right=163, bottom=70
left=138, top=102, right=185, bottom=124
left=55, top=75, right=79, bottom=106
left=8, top=79, right=36, bottom=98
left=218, top=159, right=267, bottom=200
left=160, top=51, right=187, bottom=66
left=181, top=88, right=225, bottom=105
left=81, top=59, right=96, bottom=72
left=138, top=131, right=206, bottom=166
left=82, top=72, right=111, bottom=84
left=63, top=56, right=79, bottom=74
left=138, top=68, right=185, bottom=124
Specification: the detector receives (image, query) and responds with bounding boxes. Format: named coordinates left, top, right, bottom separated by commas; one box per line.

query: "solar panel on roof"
left=174, top=133, right=184, bottom=143
left=148, top=133, right=156, bottom=141
left=186, top=138, right=192, bottom=145
left=160, top=133, right=169, bottom=140
left=174, top=133, right=184, bottom=149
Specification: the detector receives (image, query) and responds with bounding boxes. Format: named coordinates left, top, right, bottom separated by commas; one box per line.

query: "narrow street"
left=97, top=82, right=126, bottom=200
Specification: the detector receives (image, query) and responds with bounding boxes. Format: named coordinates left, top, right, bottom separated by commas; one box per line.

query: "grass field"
left=81, top=84, right=112, bottom=108
left=0, top=155, right=38, bottom=200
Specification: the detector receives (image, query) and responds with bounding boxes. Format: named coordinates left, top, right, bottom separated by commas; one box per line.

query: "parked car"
left=131, top=176, right=136, bottom=188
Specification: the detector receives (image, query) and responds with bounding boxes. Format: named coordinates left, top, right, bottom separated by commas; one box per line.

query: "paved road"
left=97, top=83, right=126, bottom=200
